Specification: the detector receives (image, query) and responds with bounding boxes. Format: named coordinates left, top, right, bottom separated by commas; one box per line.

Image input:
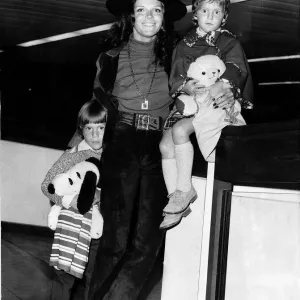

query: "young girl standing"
left=41, top=99, right=107, bottom=300
left=160, top=0, right=253, bottom=229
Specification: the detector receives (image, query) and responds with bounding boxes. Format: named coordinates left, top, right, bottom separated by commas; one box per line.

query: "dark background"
left=1, top=0, right=300, bottom=150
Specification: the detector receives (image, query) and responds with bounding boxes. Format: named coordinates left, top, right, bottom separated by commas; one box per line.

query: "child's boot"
left=163, top=185, right=197, bottom=214
left=160, top=207, right=192, bottom=229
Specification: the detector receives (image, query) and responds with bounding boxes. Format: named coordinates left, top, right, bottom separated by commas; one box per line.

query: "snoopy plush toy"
left=47, top=158, right=103, bottom=239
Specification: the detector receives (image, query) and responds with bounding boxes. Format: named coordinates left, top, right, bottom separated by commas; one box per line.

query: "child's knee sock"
left=162, top=158, right=177, bottom=195
left=175, top=142, right=194, bottom=192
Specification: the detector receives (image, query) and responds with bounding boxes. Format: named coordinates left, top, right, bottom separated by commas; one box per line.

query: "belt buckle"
left=135, top=114, right=150, bottom=130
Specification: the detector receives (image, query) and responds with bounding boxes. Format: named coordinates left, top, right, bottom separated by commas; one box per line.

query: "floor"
left=1, top=222, right=163, bottom=300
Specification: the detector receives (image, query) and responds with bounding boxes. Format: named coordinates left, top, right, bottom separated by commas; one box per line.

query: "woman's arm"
left=92, top=52, right=119, bottom=110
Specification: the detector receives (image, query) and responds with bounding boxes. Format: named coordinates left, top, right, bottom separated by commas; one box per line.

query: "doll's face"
left=197, top=66, right=221, bottom=87
left=188, top=61, right=222, bottom=87
left=83, top=123, right=106, bottom=151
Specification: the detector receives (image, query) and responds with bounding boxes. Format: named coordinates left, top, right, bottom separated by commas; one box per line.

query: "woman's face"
left=132, top=0, right=164, bottom=42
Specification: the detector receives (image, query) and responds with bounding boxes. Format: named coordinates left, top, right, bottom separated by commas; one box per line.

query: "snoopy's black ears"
left=48, top=183, right=55, bottom=194
left=77, top=171, right=97, bottom=215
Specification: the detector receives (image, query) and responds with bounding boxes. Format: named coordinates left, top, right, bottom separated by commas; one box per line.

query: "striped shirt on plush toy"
left=50, top=206, right=93, bottom=278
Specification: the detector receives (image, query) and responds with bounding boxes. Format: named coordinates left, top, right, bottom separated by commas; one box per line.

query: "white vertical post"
left=197, top=160, right=216, bottom=300
left=161, top=155, right=217, bottom=300
left=161, top=176, right=208, bottom=300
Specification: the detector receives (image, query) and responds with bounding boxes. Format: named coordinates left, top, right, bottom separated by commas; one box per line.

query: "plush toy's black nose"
left=48, top=183, right=55, bottom=194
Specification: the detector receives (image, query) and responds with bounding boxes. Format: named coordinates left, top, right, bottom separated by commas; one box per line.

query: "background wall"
left=0, top=140, right=63, bottom=226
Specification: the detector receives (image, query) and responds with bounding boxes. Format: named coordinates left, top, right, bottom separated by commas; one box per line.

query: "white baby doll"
left=177, top=54, right=246, bottom=162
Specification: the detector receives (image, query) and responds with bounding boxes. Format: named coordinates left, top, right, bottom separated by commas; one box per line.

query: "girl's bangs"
left=83, top=111, right=107, bottom=125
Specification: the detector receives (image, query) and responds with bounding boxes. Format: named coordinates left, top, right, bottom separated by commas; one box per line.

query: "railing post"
left=197, top=160, right=215, bottom=300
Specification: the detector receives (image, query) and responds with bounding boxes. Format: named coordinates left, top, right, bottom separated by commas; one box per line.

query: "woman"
left=87, top=1, right=187, bottom=299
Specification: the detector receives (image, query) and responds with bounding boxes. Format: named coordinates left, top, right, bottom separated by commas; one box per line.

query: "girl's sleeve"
left=169, top=43, right=191, bottom=98
left=41, top=149, right=97, bottom=206
left=220, top=39, right=248, bottom=89
left=220, top=37, right=254, bottom=108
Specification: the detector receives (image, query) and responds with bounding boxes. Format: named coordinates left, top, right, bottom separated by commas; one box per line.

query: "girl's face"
left=195, top=1, right=225, bottom=33
left=83, top=123, right=106, bottom=151
left=132, top=0, right=164, bottom=43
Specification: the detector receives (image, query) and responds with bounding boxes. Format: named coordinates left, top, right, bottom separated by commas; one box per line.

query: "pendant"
left=141, top=99, right=149, bottom=110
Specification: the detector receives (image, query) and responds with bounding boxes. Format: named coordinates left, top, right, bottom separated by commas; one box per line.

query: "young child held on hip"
left=159, top=0, right=253, bottom=229
left=41, top=99, right=107, bottom=300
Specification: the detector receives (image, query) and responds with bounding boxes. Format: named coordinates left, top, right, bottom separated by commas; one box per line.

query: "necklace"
left=127, top=42, right=157, bottom=110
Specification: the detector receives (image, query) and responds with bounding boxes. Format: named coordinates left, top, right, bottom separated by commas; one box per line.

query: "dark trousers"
left=89, top=122, right=168, bottom=300
left=51, top=269, right=76, bottom=300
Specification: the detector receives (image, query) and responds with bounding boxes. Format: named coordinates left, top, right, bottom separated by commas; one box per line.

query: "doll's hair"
left=77, top=99, right=107, bottom=135
left=192, top=0, right=230, bottom=27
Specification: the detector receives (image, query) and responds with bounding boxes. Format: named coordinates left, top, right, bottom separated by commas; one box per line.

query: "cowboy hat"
left=106, top=0, right=187, bottom=22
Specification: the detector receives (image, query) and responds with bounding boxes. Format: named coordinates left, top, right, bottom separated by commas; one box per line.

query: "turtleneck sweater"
left=112, top=35, right=173, bottom=119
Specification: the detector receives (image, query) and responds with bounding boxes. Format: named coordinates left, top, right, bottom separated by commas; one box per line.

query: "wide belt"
left=118, top=111, right=163, bottom=131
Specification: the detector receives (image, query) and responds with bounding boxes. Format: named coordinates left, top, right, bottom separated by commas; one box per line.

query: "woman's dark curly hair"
left=101, top=8, right=180, bottom=73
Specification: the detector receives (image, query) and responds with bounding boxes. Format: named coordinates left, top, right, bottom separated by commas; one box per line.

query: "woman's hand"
left=93, top=189, right=101, bottom=205
left=182, top=79, right=209, bottom=96
left=209, top=81, right=235, bottom=109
